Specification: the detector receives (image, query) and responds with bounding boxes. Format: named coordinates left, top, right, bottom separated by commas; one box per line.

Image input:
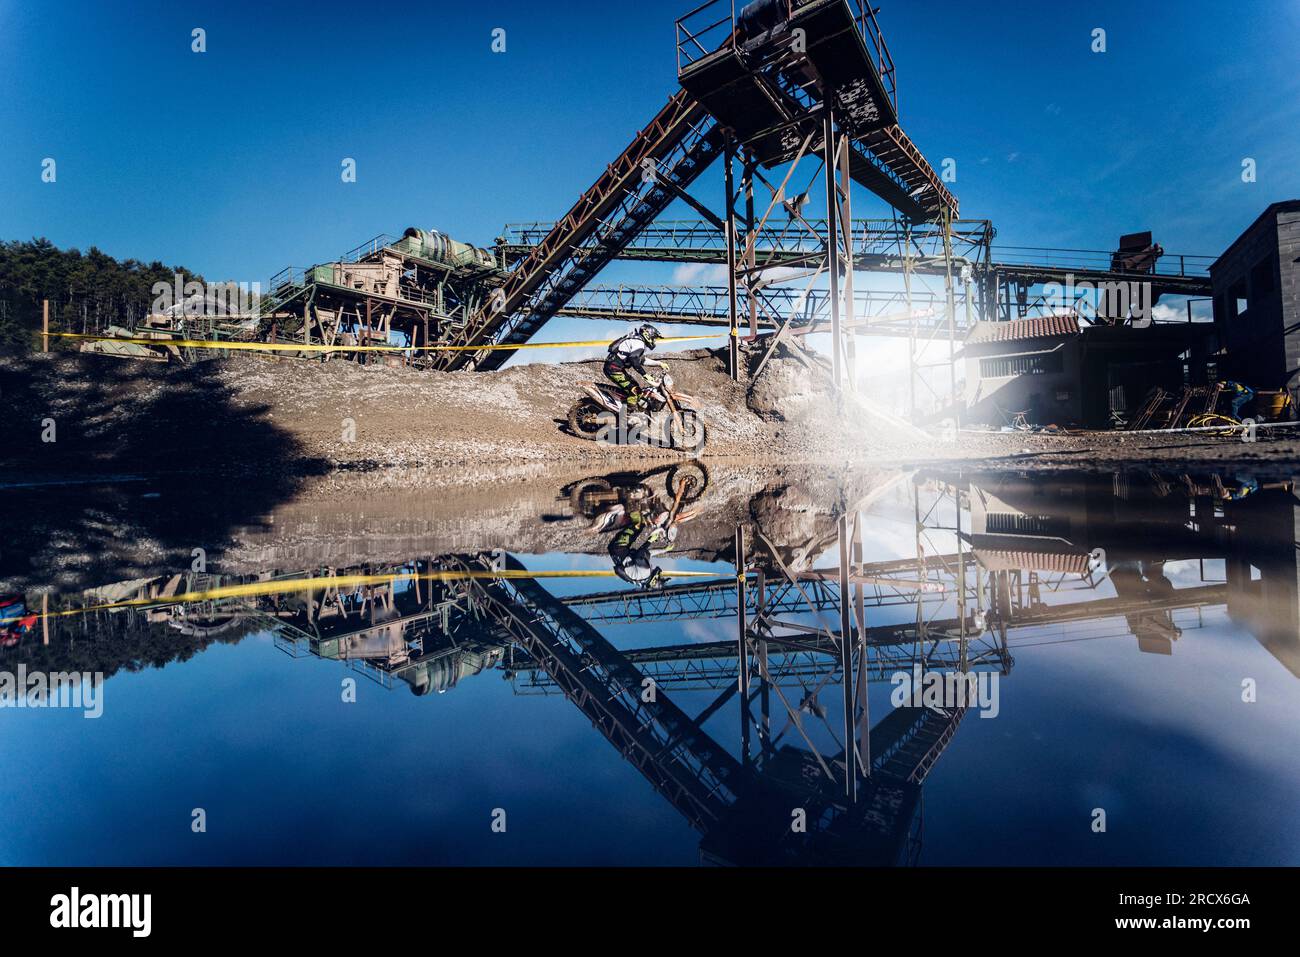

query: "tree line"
left=0, top=238, right=206, bottom=355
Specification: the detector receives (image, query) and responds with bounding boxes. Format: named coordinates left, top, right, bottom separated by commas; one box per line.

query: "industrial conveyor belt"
left=439, top=91, right=725, bottom=371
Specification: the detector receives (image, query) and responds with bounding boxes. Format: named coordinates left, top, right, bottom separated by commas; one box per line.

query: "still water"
left=2, top=465, right=1298, bottom=865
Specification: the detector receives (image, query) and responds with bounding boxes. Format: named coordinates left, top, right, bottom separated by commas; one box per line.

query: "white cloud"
left=1151, top=298, right=1212, bottom=323
left=671, top=263, right=728, bottom=285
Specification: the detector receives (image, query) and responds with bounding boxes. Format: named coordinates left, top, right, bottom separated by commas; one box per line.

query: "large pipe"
left=401, top=227, right=496, bottom=270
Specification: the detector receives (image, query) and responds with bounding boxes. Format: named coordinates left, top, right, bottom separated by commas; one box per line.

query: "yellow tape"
left=50, top=331, right=725, bottom=354
left=2, top=568, right=722, bottom=625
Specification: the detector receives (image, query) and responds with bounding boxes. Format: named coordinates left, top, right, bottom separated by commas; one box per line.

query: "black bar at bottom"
left=0, top=866, right=1285, bottom=942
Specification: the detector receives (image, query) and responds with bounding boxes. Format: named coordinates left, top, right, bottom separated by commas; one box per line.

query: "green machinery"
left=254, top=227, right=508, bottom=362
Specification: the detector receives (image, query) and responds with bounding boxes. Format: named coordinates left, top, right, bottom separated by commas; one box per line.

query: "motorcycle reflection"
left=561, top=461, right=708, bottom=521
left=560, top=464, right=708, bottom=590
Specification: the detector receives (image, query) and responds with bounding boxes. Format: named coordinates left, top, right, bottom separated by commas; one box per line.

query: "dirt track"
left=2, top=345, right=931, bottom=475
left=6, top=345, right=1300, bottom=485
left=219, top=344, right=938, bottom=467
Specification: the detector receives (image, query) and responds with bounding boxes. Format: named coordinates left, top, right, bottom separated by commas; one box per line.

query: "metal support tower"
left=724, top=136, right=741, bottom=379
left=733, top=517, right=873, bottom=805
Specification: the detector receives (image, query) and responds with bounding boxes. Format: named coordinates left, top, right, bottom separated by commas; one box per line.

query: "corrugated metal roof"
left=976, top=549, right=1091, bottom=574
left=965, top=313, right=1081, bottom=345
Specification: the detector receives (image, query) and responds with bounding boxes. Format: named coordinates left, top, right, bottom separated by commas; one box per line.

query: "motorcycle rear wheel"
left=568, top=400, right=616, bottom=440
left=569, top=478, right=613, bottom=515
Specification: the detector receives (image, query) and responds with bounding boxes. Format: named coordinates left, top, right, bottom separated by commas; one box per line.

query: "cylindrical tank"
left=404, top=657, right=460, bottom=696
left=401, top=227, right=496, bottom=270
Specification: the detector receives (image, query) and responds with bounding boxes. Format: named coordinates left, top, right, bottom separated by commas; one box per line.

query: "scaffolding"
left=674, top=0, right=958, bottom=390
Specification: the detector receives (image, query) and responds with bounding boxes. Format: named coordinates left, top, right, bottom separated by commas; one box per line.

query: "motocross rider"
left=604, top=324, right=667, bottom=416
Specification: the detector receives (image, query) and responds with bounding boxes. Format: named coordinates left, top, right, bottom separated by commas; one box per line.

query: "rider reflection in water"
left=607, top=500, right=673, bottom=590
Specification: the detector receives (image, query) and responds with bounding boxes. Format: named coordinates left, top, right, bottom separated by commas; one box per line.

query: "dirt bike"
left=566, top=373, right=707, bottom=452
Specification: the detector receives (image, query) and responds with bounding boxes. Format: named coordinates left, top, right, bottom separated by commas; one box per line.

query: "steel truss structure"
left=212, top=0, right=963, bottom=400
left=119, top=0, right=1222, bottom=429
left=33, top=463, right=1292, bottom=863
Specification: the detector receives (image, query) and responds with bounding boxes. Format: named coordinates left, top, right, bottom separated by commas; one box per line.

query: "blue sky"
left=3, top=0, right=1298, bottom=292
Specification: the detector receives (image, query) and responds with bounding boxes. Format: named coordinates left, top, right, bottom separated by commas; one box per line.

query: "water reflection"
left=960, top=470, right=1300, bottom=672
left=2, top=464, right=1298, bottom=864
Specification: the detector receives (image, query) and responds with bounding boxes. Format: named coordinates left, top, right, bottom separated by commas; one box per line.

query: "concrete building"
left=961, top=200, right=1300, bottom=429
left=962, top=314, right=1083, bottom=426
left=1210, top=199, right=1300, bottom=391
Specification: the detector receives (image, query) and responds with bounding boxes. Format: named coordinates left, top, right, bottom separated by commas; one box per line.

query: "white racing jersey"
left=608, top=330, right=652, bottom=371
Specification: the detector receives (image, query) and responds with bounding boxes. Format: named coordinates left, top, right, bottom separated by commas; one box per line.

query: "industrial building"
left=1210, top=200, right=1300, bottom=390
left=961, top=202, right=1300, bottom=430
left=962, top=313, right=1217, bottom=429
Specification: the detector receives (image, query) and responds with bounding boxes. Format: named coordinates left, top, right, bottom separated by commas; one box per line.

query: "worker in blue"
left=1219, top=379, right=1256, bottom=420
left=1220, top=475, right=1261, bottom=501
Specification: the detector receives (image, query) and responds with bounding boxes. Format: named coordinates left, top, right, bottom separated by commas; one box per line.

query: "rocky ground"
left=8, top=345, right=1298, bottom=478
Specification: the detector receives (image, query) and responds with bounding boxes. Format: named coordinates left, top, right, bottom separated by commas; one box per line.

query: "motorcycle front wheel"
left=668, top=410, right=707, bottom=452
left=666, top=461, right=708, bottom=502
